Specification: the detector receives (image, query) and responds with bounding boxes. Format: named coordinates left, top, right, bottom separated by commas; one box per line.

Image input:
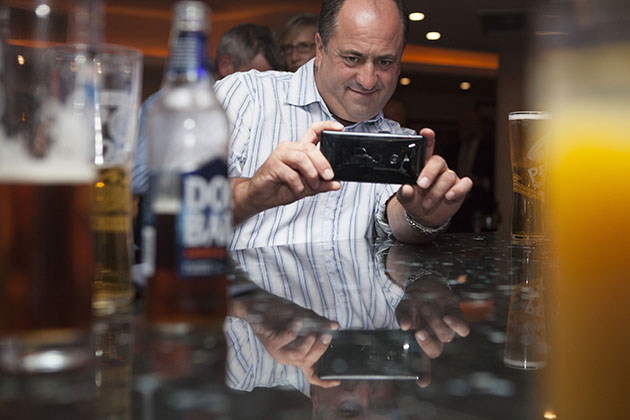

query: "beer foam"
left=509, top=112, right=551, bottom=120
left=0, top=163, right=95, bottom=184
left=0, top=100, right=96, bottom=183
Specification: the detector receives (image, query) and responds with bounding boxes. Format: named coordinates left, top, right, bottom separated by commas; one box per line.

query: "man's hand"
left=231, top=290, right=341, bottom=388
left=232, top=121, right=344, bottom=225
left=395, top=273, right=470, bottom=359
left=387, top=128, right=473, bottom=242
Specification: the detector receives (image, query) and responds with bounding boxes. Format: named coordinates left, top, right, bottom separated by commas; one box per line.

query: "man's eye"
left=378, top=60, right=393, bottom=67
left=344, top=56, right=359, bottom=64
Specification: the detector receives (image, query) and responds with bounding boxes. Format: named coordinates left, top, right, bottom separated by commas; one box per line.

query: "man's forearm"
left=231, top=177, right=261, bottom=226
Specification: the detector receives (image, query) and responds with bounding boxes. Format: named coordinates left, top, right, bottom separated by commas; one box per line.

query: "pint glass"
left=0, top=45, right=96, bottom=371
left=508, top=111, right=549, bottom=245
left=89, top=45, right=142, bottom=313
left=531, top=1, right=630, bottom=417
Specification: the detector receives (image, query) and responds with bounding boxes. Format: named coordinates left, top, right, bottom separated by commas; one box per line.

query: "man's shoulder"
left=214, top=69, right=293, bottom=97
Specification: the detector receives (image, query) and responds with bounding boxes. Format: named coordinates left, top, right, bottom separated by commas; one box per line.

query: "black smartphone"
left=316, top=329, right=425, bottom=380
left=320, top=131, right=425, bottom=185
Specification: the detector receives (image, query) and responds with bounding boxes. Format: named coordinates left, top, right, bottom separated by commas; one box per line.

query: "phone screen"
left=320, top=131, right=425, bottom=185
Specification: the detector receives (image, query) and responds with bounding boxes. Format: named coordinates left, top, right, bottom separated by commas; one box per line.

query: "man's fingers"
left=445, top=177, right=473, bottom=202
left=278, top=333, right=318, bottom=364
left=416, top=357, right=432, bottom=388
left=272, top=164, right=309, bottom=198
left=416, top=155, right=448, bottom=190
left=301, top=120, right=344, bottom=145
left=302, top=333, right=333, bottom=367
left=443, top=315, right=470, bottom=337
left=419, top=170, right=458, bottom=212
left=415, top=329, right=443, bottom=359
left=304, top=144, right=336, bottom=181
left=419, top=128, right=436, bottom=159
left=303, top=365, right=341, bottom=388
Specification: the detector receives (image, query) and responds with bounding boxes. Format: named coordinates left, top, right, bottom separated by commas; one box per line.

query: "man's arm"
left=231, top=121, right=344, bottom=225
left=386, top=128, right=473, bottom=243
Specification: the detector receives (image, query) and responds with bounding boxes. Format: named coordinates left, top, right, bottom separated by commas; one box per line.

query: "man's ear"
left=314, top=33, right=324, bottom=67
left=217, top=54, right=235, bottom=79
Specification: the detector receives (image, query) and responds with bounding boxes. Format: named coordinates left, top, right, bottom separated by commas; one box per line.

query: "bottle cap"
left=173, top=1, right=209, bottom=32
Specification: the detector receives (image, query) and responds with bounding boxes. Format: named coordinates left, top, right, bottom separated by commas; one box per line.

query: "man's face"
left=311, top=380, right=396, bottom=420
left=314, top=0, right=404, bottom=123
left=283, top=25, right=317, bottom=72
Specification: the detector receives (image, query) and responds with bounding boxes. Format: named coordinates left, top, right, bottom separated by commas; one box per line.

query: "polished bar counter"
left=1, top=233, right=553, bottom=419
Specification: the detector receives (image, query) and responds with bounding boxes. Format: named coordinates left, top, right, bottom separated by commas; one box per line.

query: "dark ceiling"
left=109, top=0, right=534, bottom=52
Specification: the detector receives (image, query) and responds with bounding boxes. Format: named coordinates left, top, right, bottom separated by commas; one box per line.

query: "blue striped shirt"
left=214, top=59, right=415, bottom=250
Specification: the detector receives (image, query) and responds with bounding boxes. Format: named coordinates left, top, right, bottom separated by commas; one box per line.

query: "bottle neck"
left=164, top=30, right=211, bottom=84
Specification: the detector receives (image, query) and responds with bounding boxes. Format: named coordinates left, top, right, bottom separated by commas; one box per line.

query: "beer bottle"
left=143, top=1, right=231, bottom=331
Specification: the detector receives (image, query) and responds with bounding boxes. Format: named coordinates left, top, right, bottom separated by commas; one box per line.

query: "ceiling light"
left=17, top=55, right=25, bottom=65
left=543, top=411, right=558, bottom=420
left=399, top=77, right=411, bottom=86
left=35, top=4, right=51, bottom=18
left=460, top=81, right=471, bottom=90
left=409, top=12, right=425, bottom=22
left=426, top=31, right=441, bottom=41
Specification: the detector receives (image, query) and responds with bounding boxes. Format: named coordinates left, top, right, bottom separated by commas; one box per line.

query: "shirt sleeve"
left=374, top=183, right=397, bottom=237
left=214, top=75, right=256, bottom=178
left=131, top=99, right=151, bottom=195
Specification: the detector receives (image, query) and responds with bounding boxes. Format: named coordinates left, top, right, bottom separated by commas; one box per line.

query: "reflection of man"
left=216, top=0, right=472, bottom=250
left=224, top=238, right=469, bottom=396
left=311, top=380, right=397, bottom=420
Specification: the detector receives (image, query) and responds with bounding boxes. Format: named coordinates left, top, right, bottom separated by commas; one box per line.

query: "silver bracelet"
left=404, top=210, right=450, bottom=235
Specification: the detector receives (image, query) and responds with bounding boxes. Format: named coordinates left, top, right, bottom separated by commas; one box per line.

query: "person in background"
left=215, top=0, right=473, bottom=250
left=215, top=23, right=286, bottom=79
left=280, top=13, right=318, bottom=72
left=132, top=23, right=285, bottom=208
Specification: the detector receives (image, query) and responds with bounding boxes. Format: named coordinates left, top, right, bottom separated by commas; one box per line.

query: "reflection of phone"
left=320, top=131, right=425, bottom=185
left=316, top=330, right=425, bottom=380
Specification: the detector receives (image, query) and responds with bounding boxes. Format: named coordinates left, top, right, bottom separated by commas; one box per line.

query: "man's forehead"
left=331, top=0, right=404, bottom=52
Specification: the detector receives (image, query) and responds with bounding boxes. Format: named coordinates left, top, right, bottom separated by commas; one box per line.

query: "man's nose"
left=356, top=63, right=377, bottom=91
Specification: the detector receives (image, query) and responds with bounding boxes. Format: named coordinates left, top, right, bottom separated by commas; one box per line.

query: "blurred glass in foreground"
left=0, top=1, right=99, bottom=374
left=531, top=0, right=630, bottom=417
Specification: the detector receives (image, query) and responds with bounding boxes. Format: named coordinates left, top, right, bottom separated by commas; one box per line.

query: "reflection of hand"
left=232, top=121, right=343, bottom=225
left=233, top=291, right=341, bottom=388
left=395, top=273, right=470, bottom=359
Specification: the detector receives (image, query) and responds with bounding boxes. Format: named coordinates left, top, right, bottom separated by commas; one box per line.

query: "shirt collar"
left=286, top=58, right=320, bottom=107
left=286, top=58, right=387, bottom=130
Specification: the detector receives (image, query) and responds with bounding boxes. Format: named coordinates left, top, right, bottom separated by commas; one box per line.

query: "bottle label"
left=177, top=160, right=231, bottom=277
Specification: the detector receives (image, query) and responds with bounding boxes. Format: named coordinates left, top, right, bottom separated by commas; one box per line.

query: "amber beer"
left=146, top=207, right=227, bottom=329
left=0, top=181, right=94, bottom=366
left=92, top=166, right=135, bottom=311
left=508, top=111, right=549, bottom=245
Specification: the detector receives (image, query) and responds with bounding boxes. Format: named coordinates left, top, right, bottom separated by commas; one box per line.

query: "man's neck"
left=331, top=113, right=355, bottom=127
